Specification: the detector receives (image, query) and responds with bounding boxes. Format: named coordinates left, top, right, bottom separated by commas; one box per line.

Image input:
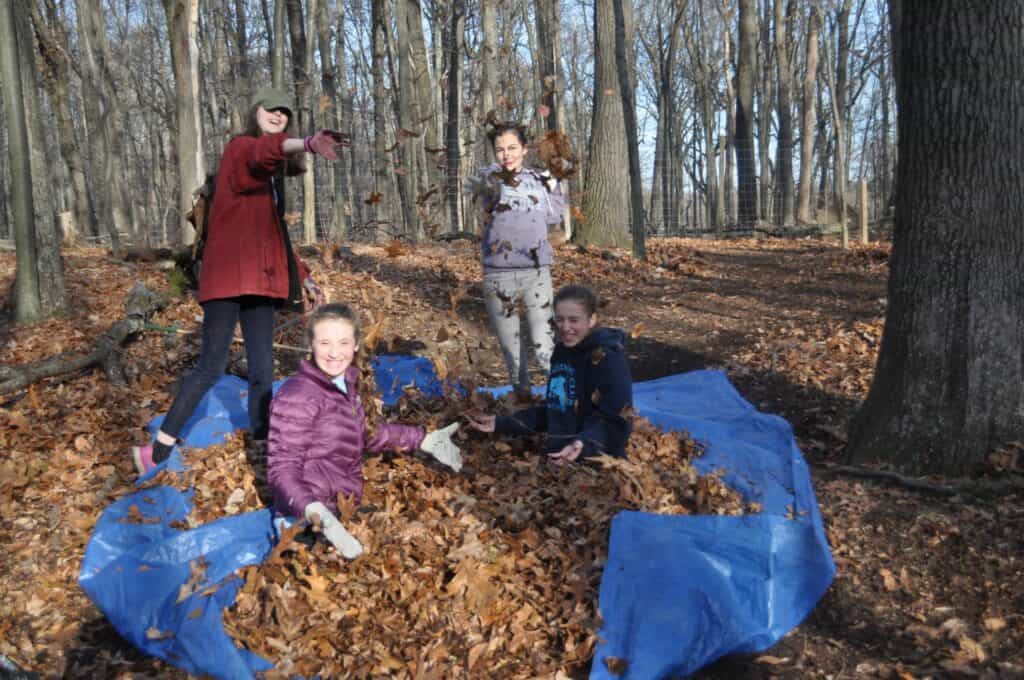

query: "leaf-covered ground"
left=1, top=238, right=1021, bottom=679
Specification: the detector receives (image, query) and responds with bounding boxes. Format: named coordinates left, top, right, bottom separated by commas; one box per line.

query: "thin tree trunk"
left=164, top=0, right=205, bottom=246
left=444, top=0, right=466, bottom=234
left=395, top=0, right=421, bottom=239
left=774, top=0, right=796, bottom=225
left=735, top=0, right=758, bottom=230
left=272, top=0, right=286, bottom=88
left=796, top=5, right=819, bottom=223
left=77, top=0, right=126, bottom=253
left=611, top=0, right=644, bottom=258
left=723, top=22, right=736, bottom=225
left=373, top=0, right=395, bottom=238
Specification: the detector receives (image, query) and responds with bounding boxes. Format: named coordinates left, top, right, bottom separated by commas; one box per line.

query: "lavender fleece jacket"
left=466, top=163, right=567, bottom=272
left=267, top=360, right=425, bottom=517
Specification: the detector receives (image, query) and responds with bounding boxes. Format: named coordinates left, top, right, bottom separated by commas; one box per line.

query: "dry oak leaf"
left=364, top=192, right=383, bottom=205
left=145, top=627, right=174, bottom=640
left=603, top=656, right=628, bottom=675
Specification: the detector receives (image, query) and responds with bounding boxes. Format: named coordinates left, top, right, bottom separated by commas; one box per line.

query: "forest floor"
left=1, top=236, right=1022, bottom=679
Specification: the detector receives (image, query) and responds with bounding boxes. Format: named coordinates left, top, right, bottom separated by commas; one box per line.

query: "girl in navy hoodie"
left=466, top=285, right=633, bottom=463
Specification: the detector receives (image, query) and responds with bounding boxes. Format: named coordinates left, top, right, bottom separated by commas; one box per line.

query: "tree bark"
left=272, top=0, right=286, bottom=88
left=395, top=0, right=422, bottom=238
left=734, top=0, right=758, bottom=230
left=579, top=0, right=630, bottom=248
left=444, top=0, right=466, bottom=235
left=33, top=2, right=95, bottom=241
left=373, top=0, right=396, bottom=238
left=17, top=0, right=66, bottom=316
left=164, top=0, right=205, bottom=246
left=1, top=0, right=42, bottom=322
left=286, top=0, right=317, bottom=244
left=846, top=0, right=1024, bottom=474
left=796, top=5, right=819, bottom=223
left=611, top=0, right=644, bottom=258
left=774, top=0, right=796, bottom=226
left=77, top=0, right=126, bottom=253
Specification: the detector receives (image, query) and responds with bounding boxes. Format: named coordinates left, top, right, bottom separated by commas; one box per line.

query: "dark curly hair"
left=486, top=121, right=529, bottom=147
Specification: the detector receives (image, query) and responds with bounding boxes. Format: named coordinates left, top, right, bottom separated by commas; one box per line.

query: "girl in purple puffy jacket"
left=267, top=303, right=461, bottom=558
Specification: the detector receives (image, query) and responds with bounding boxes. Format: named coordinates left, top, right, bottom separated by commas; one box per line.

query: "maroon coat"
left=267, top=360, right=425, bottom=517
left=198, top=132, right=309, bottom=304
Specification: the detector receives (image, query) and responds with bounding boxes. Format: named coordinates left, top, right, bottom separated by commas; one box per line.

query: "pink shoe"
left=132, top=444, right=157, bottom=475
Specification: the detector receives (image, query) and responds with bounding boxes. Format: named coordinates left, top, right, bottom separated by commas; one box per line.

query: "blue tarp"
left=590, top=370, right=835, bottom=679
left=80, top=361, right=834, bottom=680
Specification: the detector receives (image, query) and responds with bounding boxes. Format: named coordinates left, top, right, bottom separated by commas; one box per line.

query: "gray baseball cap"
left=252, top=87, right=294, bottom=117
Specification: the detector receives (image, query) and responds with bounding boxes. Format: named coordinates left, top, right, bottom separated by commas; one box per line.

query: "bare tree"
left=796, top=5, right=819, bottom=223
left=774, top=0, right=796, bottom=225
left=734, top=0, right=758, bottom=229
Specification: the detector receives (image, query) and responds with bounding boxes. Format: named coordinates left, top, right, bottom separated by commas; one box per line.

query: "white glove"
left=420, top=423, right=463, bottom=472
left=538, top=170, right=558, bottom=192
left=304, top=501, right=363, bottom=559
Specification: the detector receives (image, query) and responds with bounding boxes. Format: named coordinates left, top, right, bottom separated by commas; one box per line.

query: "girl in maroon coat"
left=268, top=304, right=462, bottom=558
left=132, top=87, right=350, bottom=474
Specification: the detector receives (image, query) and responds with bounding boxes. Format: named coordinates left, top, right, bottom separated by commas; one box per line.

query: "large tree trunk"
left=578, top=0, right=630, bottom=248
left=1, top=0, right=42, bottom=322
left=846, top=0, right=1024, bottom=474
left=734, top=0, right=758, bottom=230
left=16, top=0, right=66, bottom=315
left=796, top=5, right=819, bottom=223
left=774, top=0, right=795, bottom=226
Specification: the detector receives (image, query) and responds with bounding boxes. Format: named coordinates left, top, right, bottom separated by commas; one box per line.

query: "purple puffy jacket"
left=267, top=359, right=425, bottom=517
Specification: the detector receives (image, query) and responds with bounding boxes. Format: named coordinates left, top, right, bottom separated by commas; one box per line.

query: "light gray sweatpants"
left=483, top=266, right=555, bottom=390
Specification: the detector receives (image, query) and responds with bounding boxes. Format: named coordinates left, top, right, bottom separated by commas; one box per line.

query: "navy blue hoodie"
left=495, top=327, right=633, bottom=457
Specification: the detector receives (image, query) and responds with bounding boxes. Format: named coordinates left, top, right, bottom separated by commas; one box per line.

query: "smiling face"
left=311, top=318, right=359, bottom=378
left=256, top=106, right=290, bottom=135
left=554, top=299, right=597, bottom=348
left=493, top=131, right=526, bottom=172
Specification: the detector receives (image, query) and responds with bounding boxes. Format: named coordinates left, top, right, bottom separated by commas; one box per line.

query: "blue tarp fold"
left=79, top=362, right=833, bottom=680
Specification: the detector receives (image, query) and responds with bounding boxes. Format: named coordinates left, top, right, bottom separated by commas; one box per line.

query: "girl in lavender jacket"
left=465, top=122, right=567, bottom=399
left=267, top=304, right=461, bottom=559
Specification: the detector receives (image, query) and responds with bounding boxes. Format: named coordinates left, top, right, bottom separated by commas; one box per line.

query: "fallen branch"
left=0, top=283, right=165, bottom=395
left=827, top=463, right=1024, bottom=498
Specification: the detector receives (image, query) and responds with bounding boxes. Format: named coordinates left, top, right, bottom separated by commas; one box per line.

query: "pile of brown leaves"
left=143, top=386, right=754, bottom=678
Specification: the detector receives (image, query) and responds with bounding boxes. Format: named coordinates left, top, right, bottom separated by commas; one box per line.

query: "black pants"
left=158, top=296, right=276, bottom=445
